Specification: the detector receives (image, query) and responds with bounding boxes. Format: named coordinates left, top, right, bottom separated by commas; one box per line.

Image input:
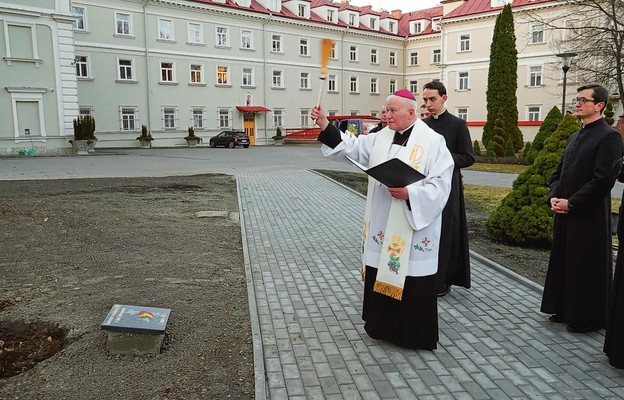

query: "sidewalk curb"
left=469, top=250, right=544, bottom=294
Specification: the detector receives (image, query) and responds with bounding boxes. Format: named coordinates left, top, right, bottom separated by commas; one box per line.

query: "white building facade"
left=1, top=0, right=574, bottom=155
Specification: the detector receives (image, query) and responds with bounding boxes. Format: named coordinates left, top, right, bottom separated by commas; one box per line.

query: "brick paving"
left=238, top=169, right=624, bottom=400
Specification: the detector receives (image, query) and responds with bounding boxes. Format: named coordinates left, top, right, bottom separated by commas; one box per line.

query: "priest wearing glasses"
left=311, top=90, right=454, bottom=350
left=541, top=84, right=623, bottom=334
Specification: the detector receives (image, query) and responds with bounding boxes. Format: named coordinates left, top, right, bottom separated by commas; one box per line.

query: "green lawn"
left=467, top=163, right=527, bottom=174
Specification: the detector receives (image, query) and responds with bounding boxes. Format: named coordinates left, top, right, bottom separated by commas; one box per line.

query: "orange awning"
left=236, top=106, right=271, bottom=112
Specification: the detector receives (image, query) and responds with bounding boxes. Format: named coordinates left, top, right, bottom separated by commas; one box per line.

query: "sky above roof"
left=349, top=0, right=441, bottom=13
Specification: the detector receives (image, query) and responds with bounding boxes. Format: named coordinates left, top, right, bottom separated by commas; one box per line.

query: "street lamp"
left=556, top=52, right=577, bottom=117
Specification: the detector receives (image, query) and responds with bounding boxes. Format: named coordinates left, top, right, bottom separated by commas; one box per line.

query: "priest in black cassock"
left=605, top=168, right=624, bottom=368
left=541, top=84, right=623, bottom=333
left=421, top=81, right=475, bottom=296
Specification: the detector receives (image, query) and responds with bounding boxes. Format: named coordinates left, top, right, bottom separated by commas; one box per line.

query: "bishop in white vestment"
left=312, top=90, right=453, bottom=350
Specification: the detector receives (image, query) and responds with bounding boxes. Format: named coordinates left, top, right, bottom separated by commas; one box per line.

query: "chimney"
left=391, top=9, right=402, bottom=19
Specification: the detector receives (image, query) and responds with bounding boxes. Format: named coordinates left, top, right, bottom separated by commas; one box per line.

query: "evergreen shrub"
left=484, top=114, right=581, bottom=247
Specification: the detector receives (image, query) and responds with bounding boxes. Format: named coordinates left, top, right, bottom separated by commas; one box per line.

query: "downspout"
left=341, top=27, right=347, bottom=114
left=262, top=11, right=272, bottom=144
left=142, top=0, right=152, bottom=137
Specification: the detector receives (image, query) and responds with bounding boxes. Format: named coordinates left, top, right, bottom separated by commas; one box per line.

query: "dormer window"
left=388, top=21, right=395, bottom=33
left=432, top=18, right=441, bottom=31
left=411, top=21, right=422, bottom=34
left=327, top=9, right=335, bottom=23
left=349, top=13, right=357, bottom=26
left=370, top=18, right=377, bottom=30
left=298, top=4, right=306, bottom=18
left=237, top=0, right=250, bottom=6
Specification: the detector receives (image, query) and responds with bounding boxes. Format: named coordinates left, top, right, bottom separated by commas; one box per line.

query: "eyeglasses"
left=573, top=97, right=597, bottom=104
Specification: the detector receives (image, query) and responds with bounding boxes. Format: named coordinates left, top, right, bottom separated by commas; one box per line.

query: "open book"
left=346, top=156, right=426, bottom=188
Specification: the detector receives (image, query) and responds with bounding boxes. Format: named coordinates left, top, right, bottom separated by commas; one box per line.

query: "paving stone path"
left=238, top=169, right=624, bottom=400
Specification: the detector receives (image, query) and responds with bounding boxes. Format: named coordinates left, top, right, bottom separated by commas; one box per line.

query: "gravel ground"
left=0, top=175, right=254, bottom=400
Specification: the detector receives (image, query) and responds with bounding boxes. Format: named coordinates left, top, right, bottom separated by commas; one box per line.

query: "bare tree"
left=525, top=0, right=624, bottom=111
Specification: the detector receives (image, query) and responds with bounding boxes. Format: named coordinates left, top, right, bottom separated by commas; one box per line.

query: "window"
left=271, top=34, right=282, bottom=52
left=188, top=23, right=203, bottom=44
left=190, top=64, right=203, bottom=84
left=528, top=106, right=541, bottom=121
left=459, top=34, right=470, bottom=52
left=300, top=72, right=310, bottom=89
left=370, top=18, right=376, bottom=30
left=75, top=56, right=88, bottom=78
left=433, top=49, right=441, bottom=64
left=410, top=52, right=418, bottom=66
left=161, top=62, right=174, bottom=82
left=432, top=18, right=441, bottom=31
left=299, top=39, right=309, bottom=56
left=411, top=21, right=422, bottom=34
left=389, top=79, right=396, bottom=94
left=350, top=76, right=358, bottom=93
left=163, top=107, right=177, bottom=129
left=409, top=80, right=418, bottom=94
left=298, top=4, right=306, bottom=17
left=79, top=107, right=93, bottom=116
left=300, top=109, right=310, bottom=127
left=529, top=66, right=542, bottom=87
left=456, top=107, right=468, bottom=121
left=120, top=107, right=138, bottom=131
left=241, top=30, right=252, bottom=49
left=350, top=45, right=358, bottom=62
left=328, top=75, right=337, bottom=92
left=218, top=108, right=231, bottom=128
left=370, top=77, right=378, bottom=94
left=115, top=12, right=131, bottom=36
left=118, top=59, right=134, bottom=80
left=530, top=23, right=544, bottom=44
left=216, top=26, right=229, bottom=47
left=192, top=107, right=205, bottom=128
left=242, top=67, right=254, bottom=86
left=330, top=43, right=337, bottom=59
left=389, top=51, right=396, bottom=66
left=349, top=14, right=357, bottom=26
left=370, top=49, right=378, bottom=64
left=388, top=21, right=395, bottom=33
left=72, top=6, right=86, bottom=31
left=327, top=9, right=335, bottom=23
left=158, top=19, right=173, bottom=40
left=273, top=109, right=284, bottom=127
left=272, top=70, right=283, bottom=88
left=458, top=72, right=469, bottom=91
left=217, top=65, right=229, bottom=85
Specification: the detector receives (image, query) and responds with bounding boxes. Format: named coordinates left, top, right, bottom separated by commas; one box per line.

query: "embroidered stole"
left=361, top=126, right=429, bottom=301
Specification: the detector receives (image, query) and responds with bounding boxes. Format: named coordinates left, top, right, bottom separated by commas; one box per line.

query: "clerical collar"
left=431, top=109, right=447, bottom=120
left=397, top=122, right=416, bottom=135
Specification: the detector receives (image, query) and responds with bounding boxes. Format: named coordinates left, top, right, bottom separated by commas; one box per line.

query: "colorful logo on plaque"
left=138, top=311, right=154, bottom=322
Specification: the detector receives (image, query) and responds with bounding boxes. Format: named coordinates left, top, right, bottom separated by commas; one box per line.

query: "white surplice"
left=322, top=119, right=454, bottom=277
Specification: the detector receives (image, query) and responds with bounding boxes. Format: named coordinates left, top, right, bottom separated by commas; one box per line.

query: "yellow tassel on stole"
left=373, top=280, right=403, bottom=301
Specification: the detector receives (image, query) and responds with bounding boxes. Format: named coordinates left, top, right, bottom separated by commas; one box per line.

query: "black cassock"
left=423, top=111, right=475, bottom=292
left=605, top=171, right=624, bottom=368
left=541, top=118, right=623, bottom=329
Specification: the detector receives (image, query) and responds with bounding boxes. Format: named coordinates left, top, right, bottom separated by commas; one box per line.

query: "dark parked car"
left=209, top=130, right=250, bottom=148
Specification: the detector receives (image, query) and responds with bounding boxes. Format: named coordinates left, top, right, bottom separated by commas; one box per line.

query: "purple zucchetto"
left=392, top=89, right=416, bottom=101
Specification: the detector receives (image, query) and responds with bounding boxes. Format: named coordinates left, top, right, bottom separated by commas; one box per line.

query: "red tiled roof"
left=445, top=0, right=556, bottom=19
left=398, top=5, right=443, bottom=36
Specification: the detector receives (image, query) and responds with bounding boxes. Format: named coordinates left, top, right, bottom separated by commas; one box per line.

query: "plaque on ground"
left=101, top=304, right=171, bottom=355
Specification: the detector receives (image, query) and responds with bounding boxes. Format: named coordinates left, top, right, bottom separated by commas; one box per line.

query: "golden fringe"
left=373, top=280, right=403, bottom=301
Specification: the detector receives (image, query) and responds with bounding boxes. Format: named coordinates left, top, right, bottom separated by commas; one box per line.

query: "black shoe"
left=548, top=314, right=564, bottom=323
left=437, top=285, right=452, bottom=297
left=566, top=325, right=599, bottom=333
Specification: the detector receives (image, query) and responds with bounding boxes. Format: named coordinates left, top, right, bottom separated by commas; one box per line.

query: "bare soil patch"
left=0, top=175, right=254, bottom=400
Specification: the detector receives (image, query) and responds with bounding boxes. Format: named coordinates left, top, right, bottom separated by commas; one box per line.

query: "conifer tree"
left=485, top=115, right=581, bottom=247
left=473, top=140, right=482, bottom=156
left=526, top=106, right=562, bottom=164
left=483, top=4, right=523, bottom=152
left=605, top=100, right=615, bottom=126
